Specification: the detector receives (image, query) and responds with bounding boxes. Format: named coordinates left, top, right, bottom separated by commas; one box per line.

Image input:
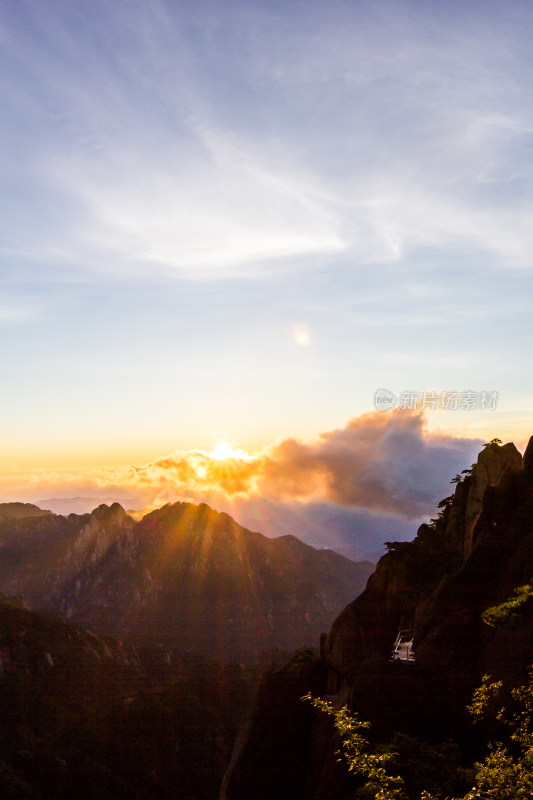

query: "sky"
left=1, top=0, right=532, bottom=553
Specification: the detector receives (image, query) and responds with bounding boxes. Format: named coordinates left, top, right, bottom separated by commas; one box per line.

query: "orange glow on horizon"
left=1, top=408, right=530, bottom=516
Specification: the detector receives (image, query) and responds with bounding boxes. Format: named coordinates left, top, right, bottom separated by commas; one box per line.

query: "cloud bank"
left=0, top=410, right=486, bottom=556
left=254, top=411, right=482, bottom=517
left=1, top=410, right=482, bottom=519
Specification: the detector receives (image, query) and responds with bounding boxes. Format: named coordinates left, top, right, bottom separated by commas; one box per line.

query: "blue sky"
left=1, top=0, right=532, bottom=543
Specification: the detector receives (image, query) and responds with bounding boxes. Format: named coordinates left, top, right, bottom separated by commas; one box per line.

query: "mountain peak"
left=0, top=498, right=373, bottom=661
left=463, top=439, right=523, bottom=558
left=524, top=434, right=533, bottom=475
left=91, top=501, right=128, bottom=521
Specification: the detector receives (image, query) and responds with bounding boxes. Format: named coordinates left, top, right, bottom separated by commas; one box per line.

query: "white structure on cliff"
left=391, top=630, right=415, bottom=662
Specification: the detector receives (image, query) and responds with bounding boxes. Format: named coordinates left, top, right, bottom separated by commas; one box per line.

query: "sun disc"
left=212, top=442, right=233, bottom=460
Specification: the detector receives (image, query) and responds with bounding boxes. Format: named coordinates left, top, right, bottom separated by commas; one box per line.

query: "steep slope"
left=0, top=506, right=96, bottom=602
left=0, top=594, right=255, bottom=800
left=0, top=501, right=373, bottom=662
left=0, top=591, right=139, bottom=683
left=0, top=593, right=141, bottom=799
left=222, top=437, right=533, bottom=800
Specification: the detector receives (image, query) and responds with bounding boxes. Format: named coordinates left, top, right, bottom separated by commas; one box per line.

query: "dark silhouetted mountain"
left=222, top=437, right=533, bottom=800
left=40, top=496, right=134, bottom=515
left=0, top=593, right=255, bottom=800
left=0, top=592, right=141, bottom=799
left=0, top=501, right=52, bottom=519
left=0, top=500, right=373, bottom=662
left=0, top=506, right=94, bottom=603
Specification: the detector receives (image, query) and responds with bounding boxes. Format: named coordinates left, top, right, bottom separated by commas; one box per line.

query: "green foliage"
left=302, top=693, right=407, bottom=799
left=465, top=743, right=533, bottom=799
left=467, top=674, right=505, bottom=723
left=304, top=666, right=533, bottom=800
left=482, top=584, right=533, bottom=628
left=385, top=541, right=413, bottom=555
left=438, top=667, right=533, bottom=798
left=461, top=669, right=533, bottom=798
left=437, top=496, right=454, bottom=509
left=483, top=438, right=503, bottom=448
left=378, top=733, right=474, bottom=799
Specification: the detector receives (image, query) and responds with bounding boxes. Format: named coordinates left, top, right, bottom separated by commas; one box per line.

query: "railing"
left=391, top=629, right=415, bottom=663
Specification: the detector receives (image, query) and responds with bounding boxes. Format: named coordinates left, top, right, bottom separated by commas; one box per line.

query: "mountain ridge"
left=0, top=499, right=374, bottom=662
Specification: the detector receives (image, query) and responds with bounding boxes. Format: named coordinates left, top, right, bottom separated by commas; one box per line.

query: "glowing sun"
left=212, top=442, right=233, bottom=460
left=210, top=442, right=252, bottom=461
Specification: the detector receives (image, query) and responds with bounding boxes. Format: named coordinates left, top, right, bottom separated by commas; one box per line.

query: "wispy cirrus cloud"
left=3, top=0, right=533, bottom=283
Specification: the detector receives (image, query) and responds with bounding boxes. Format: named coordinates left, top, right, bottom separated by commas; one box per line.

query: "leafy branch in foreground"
left=481, top=583, right=533, bottom=628
left=302, top=693, right=407, bottom=800
left=304, top=666, right=533, bottom=800
left=463, top=668, right=533, bottom=799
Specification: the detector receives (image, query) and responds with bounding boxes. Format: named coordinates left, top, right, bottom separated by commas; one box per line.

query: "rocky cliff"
left=0, top=500, right=373, bottom=662
left=0, top=593, right=256, bottom=800
left=0, top=591, right=139, bottom=684
left=222, top=437, right=533, bottom=799
left=0, top=593, right=143, bottom=799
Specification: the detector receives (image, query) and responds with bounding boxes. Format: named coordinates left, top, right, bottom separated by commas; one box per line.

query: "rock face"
left=0, top=593, right=139, bottom=681
left=221, top=653, right=328, bottom=800
left=462, top=441, right=522, bottom=558
left=222, top=439, right=533, bottom=799
left=0, top=500, right=374, bottom=662
left=524, top=434, right=533, bottom=475
left=0, top=594, right=254, bottom=800
left=0, top=507, right=94, bottom=602
left=326, top=438, right=532, bottom=726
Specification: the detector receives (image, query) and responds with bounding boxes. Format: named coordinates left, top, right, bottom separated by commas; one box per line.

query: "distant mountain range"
left=39, top=496, right=132, bottom=515
left=0, top=500, right=374, bottom=662
left=236, top=501, right=414, bottom=562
